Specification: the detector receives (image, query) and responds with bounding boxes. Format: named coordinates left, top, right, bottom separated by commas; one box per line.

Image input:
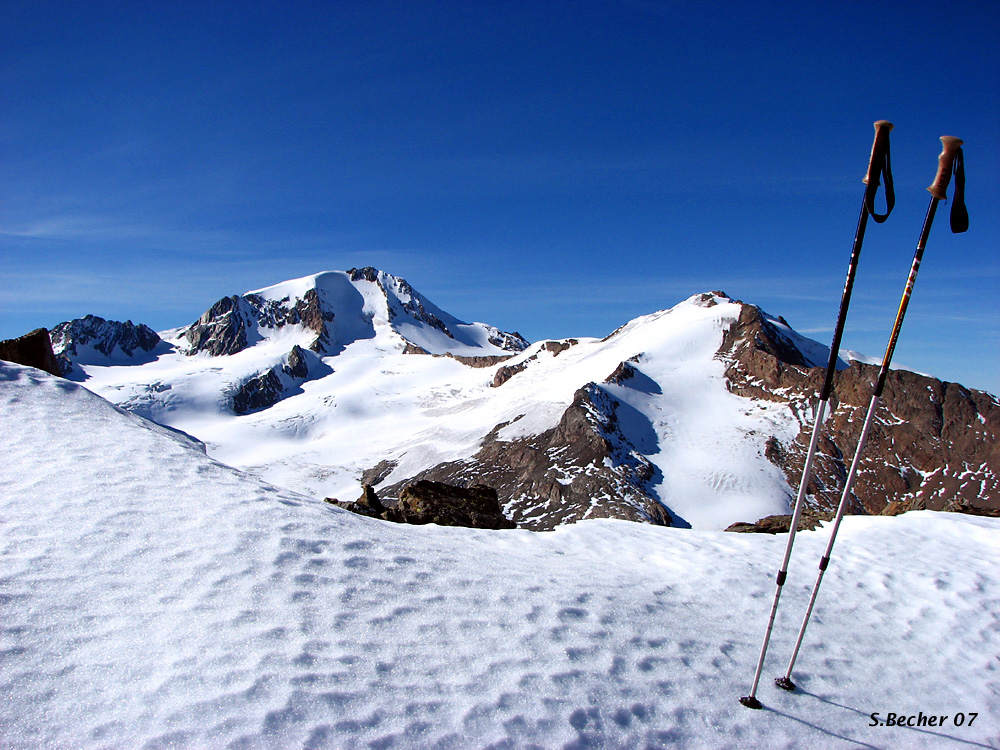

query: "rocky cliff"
left=719, top=301, right=999, bottom=516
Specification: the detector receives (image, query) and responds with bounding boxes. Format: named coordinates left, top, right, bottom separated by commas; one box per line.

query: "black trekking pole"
left=739, top=120, right=895, bottom=710
left=775, top=135, right=968, bottom=693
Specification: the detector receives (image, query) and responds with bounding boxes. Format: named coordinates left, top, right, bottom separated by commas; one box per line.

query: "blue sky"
left=2, top=1, right=998, bottom=393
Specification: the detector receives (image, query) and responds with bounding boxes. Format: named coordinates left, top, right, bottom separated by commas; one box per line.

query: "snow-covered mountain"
left=178, top=266, right=529, bottom=360
left=48, top=268, right=999, bottom=530
left=3, top=360, right=999, bottom=748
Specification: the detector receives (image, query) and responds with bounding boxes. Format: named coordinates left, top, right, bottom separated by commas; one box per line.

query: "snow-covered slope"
left=2, top=361, right=998, bottom=749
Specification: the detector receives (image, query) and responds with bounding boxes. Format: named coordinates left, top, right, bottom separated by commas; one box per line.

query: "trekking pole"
left=775, top=135, right=968, bottom=692
left=739, top=120, right=895, bottom=710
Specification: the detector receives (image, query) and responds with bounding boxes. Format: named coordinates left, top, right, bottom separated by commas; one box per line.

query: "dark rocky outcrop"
left=184, top=296, right=250, bottom=356
left=493, top=360, right=530, bottom=387
left=49, top=315, right=161, bottom=374
left=392, top=481, right=515, bottom=529
left=184, top=290, right=335, bottom=357
left=444, top=353, right=516, bottom=368
left=725, top=510, right=833, bottom=534
left=0, top=328, right=63, bottom=376
left=400, top=344, right=514, bottom=369
left=231, top=345, right=315, bottom=414
left=882, top=497, right=1000, bottom=518
left=543, top=339, right=578, bottom=356
left=283, top=344, right=310, bottom=379
left=327, top=482, right=515, bottom=530
left=361, top=460, right=399, bottom=487
left=718, top=298, right=1000, bottom=517
left=232, top=368, right=285, bottom=414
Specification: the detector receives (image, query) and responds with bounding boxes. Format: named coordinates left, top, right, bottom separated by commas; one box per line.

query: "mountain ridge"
left=29, top=268, right=1000, bottom=528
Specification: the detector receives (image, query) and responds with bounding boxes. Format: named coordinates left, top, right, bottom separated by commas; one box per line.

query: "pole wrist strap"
left=865, top=138, right=894, bottom=223
left=950, top=148, right=969, bottom=234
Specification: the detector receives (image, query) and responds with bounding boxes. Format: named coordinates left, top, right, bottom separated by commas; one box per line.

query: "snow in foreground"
left=1, top=362, right=998, bottom=749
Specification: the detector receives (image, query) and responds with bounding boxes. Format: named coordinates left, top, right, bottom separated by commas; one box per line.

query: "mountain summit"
left=45, top=269, right=999, bottom=530
left=181, top=267, right=529, bottom=359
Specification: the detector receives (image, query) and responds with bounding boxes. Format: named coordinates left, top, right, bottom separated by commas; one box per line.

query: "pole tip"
left=739, top=695, right=764, bottom=709
left=775, top=676, right=796, bottom=691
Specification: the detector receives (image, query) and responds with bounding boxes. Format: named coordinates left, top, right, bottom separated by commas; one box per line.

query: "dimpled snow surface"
left=1, top=362, right=998, bottom=749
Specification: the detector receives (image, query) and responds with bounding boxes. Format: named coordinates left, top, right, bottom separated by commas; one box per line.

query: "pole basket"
left=775, top=676, right=796, bottom=691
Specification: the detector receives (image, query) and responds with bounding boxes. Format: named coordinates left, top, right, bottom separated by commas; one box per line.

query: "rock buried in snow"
left=724, top=510, right=832, bottom=534
left=327, top=481, right=515, bottom=530
left=394, top=481, right=515, bottom=529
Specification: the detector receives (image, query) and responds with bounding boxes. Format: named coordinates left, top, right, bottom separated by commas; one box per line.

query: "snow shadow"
left=606, top=394, right=692, bottom=529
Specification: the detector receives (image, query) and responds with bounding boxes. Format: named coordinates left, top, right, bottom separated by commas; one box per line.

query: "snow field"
left=2, top=362, right=998, bottom=749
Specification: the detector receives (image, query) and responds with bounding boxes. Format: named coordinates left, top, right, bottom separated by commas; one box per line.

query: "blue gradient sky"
left=2, top=1, right=998, bottom=393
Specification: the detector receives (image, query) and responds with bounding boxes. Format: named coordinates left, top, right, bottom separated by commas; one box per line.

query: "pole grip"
left=863, top=121, right=894, bottom=186
left=927, top=136, right=964, bottom=200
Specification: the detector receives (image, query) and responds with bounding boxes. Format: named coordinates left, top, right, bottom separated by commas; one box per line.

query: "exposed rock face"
left=401, top=347, right=515, bottom=369
left=718, top=300, right=999, bottom=516
left=231, top=345, right=314, bottom=415
left=443, top=353, right=516, bottom=368
left=184, top=296, right=250, bottom=356
left=493, top=360, right=530, bottom=388
left=283, top=344, right=310, bottom=379
left=328, top=481, right=515, bottom=530
left=0, top=328, right=63, bottom=376
left=232, top=368, right=284, bottom=414
left=380, top=373, right=673, bottom=531
left=362, top=460, right=399, bottom=487
left=392, top=481, right=515, bottom=529
left=50, top=315, right=161, bottom=369
left=184, top=290, right=334, bottom=357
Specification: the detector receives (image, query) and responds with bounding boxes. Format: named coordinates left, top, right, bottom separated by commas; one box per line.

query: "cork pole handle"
left=927, top=136, right=964, bottom=200
left=863, top=120, right=894, bottom=185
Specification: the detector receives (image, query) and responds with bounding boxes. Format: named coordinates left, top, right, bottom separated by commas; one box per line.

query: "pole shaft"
left=875, top=199, right=938, bottom=396
left=781, top=394, right=880, bottom=680
left=746, top=398, right=827, bottom=699
left=820, top=205, right=870, bottom=401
